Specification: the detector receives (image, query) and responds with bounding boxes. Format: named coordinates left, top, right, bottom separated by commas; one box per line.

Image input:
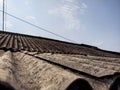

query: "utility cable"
left=0, top=10, right=77, bottom=43
left=4, top=0, right=7, bottom=30
left=2, top=0, right=5, bottom=31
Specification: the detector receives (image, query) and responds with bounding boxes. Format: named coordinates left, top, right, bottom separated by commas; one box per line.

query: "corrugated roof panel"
left=35, top=53, right=120, bottom=77
left=0, top=31, right=120, bottom=58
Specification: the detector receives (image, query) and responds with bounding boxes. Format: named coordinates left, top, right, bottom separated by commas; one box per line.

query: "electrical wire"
left=2, top=0, right=5, bottom=31
left=4, top=0, right=7, bottom=30
left=0, top=10, right=77, bottom=43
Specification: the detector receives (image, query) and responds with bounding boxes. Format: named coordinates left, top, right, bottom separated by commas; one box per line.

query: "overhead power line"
left=0, top=10, right=77, bottom=43
left=2, top=0, right=5, bottom=31
left=4, top=0, right=7, bottom=30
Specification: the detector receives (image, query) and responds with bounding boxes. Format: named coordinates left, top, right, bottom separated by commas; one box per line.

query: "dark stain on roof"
left=0, top=31, right=120, bottom=58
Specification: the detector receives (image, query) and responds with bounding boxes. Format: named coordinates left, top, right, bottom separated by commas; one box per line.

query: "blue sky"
left=0, top=0, right=120, bottom=52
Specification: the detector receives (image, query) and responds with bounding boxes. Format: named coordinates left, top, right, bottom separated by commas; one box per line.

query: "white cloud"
left=92, top=41, right=104, bottom=47
left=6, top=21, right=13, bottom=28
left=81, top=2, right=88, bottom=9
left=80, top=2, right=88, bottom=14
left=25, top=29, right=36, bottom=35
left=48, top=0, right=88, bottom=30
left=64, top=0, right=75, bottom=2
left=25, top=16, right=38, bottom=25
left=24, top=0, right=32, bottom=8
left=0, top=0, right=3, bottom=7
left=0, top=0, right=2, bottom=5
left=48, top=0, right=82, bottom=30
left=25, top=16, right=36, bottom=20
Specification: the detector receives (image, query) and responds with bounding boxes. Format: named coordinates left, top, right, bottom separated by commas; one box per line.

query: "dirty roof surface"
left=0, top=50, right=120, bottom=90
left=0, top=31, right=120, bottom=58
left=33, top=53, right=120, bottom=77
left=0, top=51, right=119, bottom=90
left=0, top=31, right=120, bottom=90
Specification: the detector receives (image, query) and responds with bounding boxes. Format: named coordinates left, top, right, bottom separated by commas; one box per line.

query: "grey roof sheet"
left=31, top=53, right=120, bottom=77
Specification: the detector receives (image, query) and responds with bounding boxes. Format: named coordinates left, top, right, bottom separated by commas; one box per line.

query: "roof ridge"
left=0, top=31, right=120, bottom=57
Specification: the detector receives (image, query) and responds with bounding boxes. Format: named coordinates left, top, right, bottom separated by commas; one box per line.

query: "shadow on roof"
left=0, top=82, right=15, bottom=90
left=65, top=78, right=93, bottom=90
left=109, top=77, right=120, bottom=90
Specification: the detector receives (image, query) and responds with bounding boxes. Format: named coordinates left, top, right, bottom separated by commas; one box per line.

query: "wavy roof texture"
left=0, top=31, right=120, bottom=90
left=0, top=31, right=120, bottom=57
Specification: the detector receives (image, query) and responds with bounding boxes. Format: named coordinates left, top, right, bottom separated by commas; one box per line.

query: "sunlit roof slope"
left=0, top=31, right=120, bottom=58
left=0, top=31, right=120, bottom=90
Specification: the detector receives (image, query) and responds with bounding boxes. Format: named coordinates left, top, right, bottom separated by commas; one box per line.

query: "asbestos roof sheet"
left=38, top=53, right=120, bottom=77
left=0, top=51, right=120, bottom=90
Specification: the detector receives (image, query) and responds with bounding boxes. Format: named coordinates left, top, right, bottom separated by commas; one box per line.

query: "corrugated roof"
left=0, top=31, right=120, bottom=90
left=0, top=31, right=120, bottom=57
left=0, top=51, right=120, bottom=90
left=34, top=53, right=120, bottom=77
